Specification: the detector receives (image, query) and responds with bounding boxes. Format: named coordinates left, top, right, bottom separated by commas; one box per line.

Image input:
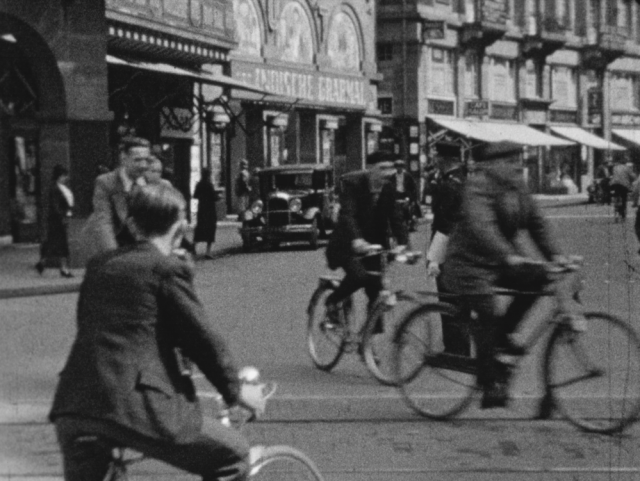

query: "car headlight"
left=289, top=198, right=302, bottom=213
left=251, top=200, right=263, bottom=215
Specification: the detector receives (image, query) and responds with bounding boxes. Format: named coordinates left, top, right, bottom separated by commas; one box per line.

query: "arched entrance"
left=0, top=13, right=67, bottom=243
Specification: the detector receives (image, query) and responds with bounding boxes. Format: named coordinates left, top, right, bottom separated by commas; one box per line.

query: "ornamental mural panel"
left=327, top=11, right=360, bottom=71
left=234, top=0, right=262, bottom=56
left=276, top=1, right=314, bottom=64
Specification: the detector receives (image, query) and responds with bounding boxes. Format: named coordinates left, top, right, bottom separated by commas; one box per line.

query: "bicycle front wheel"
left=250, top=445, right=324, bottom=481
left=307, top=286, right=348, bottom=371
left=362, top=292, right=420, bottom=385
left=544, top=312, right=640, bottom=434
left=393, top=303, right=477, bottom=420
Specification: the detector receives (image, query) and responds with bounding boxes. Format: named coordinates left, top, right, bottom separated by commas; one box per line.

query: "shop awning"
left=613, top=129, right=640, bottom=147
left=428, top=116, right=504, bottom=143
left=550, top=126, right=625, bottom=150
left=106, top=55, right=271, bottom=95
left=428, top=116, right=575, bottom=146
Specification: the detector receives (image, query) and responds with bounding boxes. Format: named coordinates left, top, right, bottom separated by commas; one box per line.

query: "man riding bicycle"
left=325, top=151, right=408, bottom=328
left=50, top=184, right=262, bottom=480
left=441, top=141, right=569, bottom=409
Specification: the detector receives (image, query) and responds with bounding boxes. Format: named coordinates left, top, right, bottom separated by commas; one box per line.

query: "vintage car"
left=239, top=164, right=339, bottom=250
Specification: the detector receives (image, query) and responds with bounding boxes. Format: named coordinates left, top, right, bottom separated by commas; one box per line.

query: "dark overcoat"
left=326, top=170, right=406, bottom=270
left=442, top=164, right=561, bottom=294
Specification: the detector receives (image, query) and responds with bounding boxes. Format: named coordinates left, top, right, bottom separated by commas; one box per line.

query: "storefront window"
left=428, top=48, right=456, bottom=98
left=464, top=51, right=480, bottom=98
left=489, top=57, right=516, bottom=102
left=11, top=136, right=38, bottom=227
left=611, top=73, right=640, bottom=111
left=525, top=60, right=542, bottom=99
left=551, top=66, right=577, bottom=108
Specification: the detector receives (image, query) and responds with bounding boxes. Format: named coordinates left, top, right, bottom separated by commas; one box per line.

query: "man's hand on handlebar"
left=352, top=239, right=383, bottom=255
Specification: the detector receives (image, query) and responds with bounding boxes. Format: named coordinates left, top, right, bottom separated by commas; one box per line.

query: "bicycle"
left=307, top=245, right=422, bottom=385
left=392, top=258, right=640, bottom=434
left=100, top=367, right=324, bottom=481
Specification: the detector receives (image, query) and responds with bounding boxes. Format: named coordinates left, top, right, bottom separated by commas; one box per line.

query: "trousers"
left=54, top=416, right=250, bottom=481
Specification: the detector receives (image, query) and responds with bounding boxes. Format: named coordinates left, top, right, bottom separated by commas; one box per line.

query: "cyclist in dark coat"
left=325, top=151, right=407, bottom=322
left=442, top=141, right=566, bottom=409
left=50, top=184, right=260, bottom=481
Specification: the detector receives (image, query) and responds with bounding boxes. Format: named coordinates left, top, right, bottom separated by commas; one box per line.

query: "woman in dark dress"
left=36, top=164, right=74, bottom=277
left=193, top=167, right=220, bottom=259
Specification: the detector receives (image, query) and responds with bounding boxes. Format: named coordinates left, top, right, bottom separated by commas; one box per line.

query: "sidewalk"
left=0, top=221, right=242, bottom=297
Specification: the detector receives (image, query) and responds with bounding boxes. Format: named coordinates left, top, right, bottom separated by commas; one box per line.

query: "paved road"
left=2, top=201, right=640, bottom=478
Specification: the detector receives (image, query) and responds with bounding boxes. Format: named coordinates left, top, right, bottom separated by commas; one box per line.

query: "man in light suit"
left=84, top=137, right=150, bottom=258
left=51, top=184, right=260, bottom=480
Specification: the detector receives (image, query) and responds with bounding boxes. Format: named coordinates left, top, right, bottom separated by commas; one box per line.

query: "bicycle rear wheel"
left=250, top=445, right=324, bottom=481
left=544, top=312, right=640, bottom=434
left=307, top=286, right=348, bottom=371
left=393, top=303, right=477, bottom=419
left=362, top=292, right=420, bottom=385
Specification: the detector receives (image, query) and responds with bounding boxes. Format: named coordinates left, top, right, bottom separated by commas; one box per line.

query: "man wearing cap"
left=442, top=141, right=567, bottom=408
left=325, top=151, right=408, bottom=325
left=392, top=159, right=419, bottom=233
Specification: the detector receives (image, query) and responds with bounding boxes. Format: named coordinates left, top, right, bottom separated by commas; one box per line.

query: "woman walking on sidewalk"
left=193, top=167, right=221, bottom=259
left=36, top=165, right=74, bottom=277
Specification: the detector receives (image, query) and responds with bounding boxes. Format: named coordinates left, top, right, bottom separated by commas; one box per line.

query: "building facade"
left=0, top=0, right=247, bottom=246
left=377, top=0, right=640, bottom=194
left=225, top=0, right=382, bottom=212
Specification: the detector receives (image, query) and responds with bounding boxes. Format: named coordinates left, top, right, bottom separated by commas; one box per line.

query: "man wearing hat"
left=392, top=158, right=419, bottom=233
left=325, top=151, right=408, bottom=326
left=441, top=141, right=567, bottom=408
left=235, top=159, right=252, bottom=215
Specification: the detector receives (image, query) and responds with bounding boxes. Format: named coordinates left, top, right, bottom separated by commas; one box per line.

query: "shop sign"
left=587, top=88, right=602, bottom=116
left=160, top=106, right=196, bottom=139
left=465, top=100, right=489, bottom=117
left=231, top=61, right=368, bottom=109
left=611, top=113, right=640, bottom=126
left=422, top=20, right=446, bottom=42
left=550, top=110, right=578, bottom=124
left=491, top=104, right=518, bottom=121
left=427, top=99, right=455, bottom=116
left=523, top=109, right=546, bottom=125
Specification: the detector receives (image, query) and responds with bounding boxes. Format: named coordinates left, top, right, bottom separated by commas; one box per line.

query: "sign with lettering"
left=550, top=109, right=578, bottom=124
left=465, top=100, right=489, bottom=117
left=231, top=61, right=369, bottom=109
left=491, top=104, right=518, bottom=121
left=523, top=109, right=547, bottom=125
left=427, top=99, right=455, bottom=116
left=422, top=20, right=446, bottom=41
left=612, top=113, right=640, bottom=126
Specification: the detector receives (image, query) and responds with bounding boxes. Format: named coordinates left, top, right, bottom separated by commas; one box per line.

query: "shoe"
left=35, top=261, right=44, bottom=275
left=323, top=302, right=341, bottom=329
left=496, top=336, right=526, bottom=356
left=480, top=383, right=509, bottom=409
left=60, top=270, right=74, bottom=278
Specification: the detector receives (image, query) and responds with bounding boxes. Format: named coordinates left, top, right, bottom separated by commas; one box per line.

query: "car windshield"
left=273, top=173, right=313, bottom=190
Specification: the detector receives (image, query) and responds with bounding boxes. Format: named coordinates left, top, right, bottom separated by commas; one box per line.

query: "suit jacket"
left=81, top=169, right=135, bottom=261
left=326, top=170, right=406, bottom=270
left=50, top=242, right=241, bottom=442
left=442, top=164, right=561, bottom=294
left=392, top=172, right=418, bottom=202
